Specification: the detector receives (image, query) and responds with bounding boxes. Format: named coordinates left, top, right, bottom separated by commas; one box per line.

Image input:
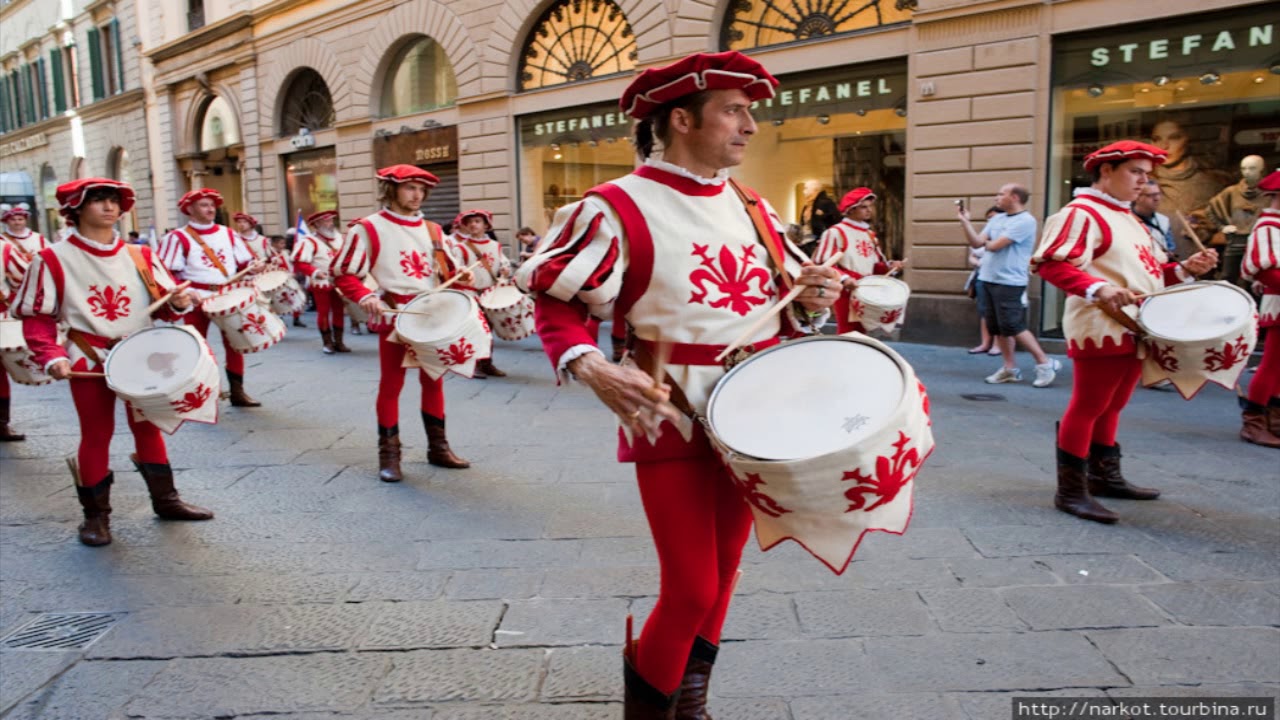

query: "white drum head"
left=1139, top=284, right=1253, bottom=342
left=106, top=327, right=205, bottom=397
left=254, top=271, right=290, bottom=294
left=856, top=276, right=909, bottom=307
left=708, top=336, right=905, bottom=461
left=0, top=319, right=25, bottom=351
left=203, top=286, right=256, bottom=314
left=396, top=291, right=474, bottom=343
left=480, top=285, right=524, bottom=310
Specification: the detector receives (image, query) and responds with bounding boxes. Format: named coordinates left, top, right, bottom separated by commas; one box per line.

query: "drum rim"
left=1136, top=281, right=1255, bottom=343
left=855, top=275, right=910, bottom=302
left=396, top=289, right=479, bottom=340
left=706, top=333, right=910, bottom=462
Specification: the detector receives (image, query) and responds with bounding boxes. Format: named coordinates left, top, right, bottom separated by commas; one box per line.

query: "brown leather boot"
left=476, top=358, right=506, bottom=377
left=227, top=372, right=261, bottom=407
left=612, top=334, right=627, bottom=363
left=1241, top=402, right=1280, bottom=448
left=75, top=475, right=113, bottom=546
left=378, top=426, right=403, bottom=482
left=332, top=326, right=352, bottom=353
left=1087, top=442, right=1160, bottom=499
left=320, top=328, right=335, bottom=354
left=625, top=655, right=678, bottom=720
left=1269, top=400, right=1280, bottom=435
left=0, top=397, right=24, bottom=442
left=1055, top=447, right=1118, bottom=524
left=131, top=454, right=214, bottom=520
left=423, top=413, right=469, bottom=469
left=674, top=637, right=717, bottom=720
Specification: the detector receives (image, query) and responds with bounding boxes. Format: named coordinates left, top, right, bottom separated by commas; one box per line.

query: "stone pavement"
left=0, top=319, right=1277, bottom=719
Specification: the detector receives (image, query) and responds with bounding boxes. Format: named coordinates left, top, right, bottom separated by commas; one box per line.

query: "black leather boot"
left=320, top=328, right=335, bottom=354
left=1087, top=442, right=1161, bottom=499
left=227, top=372, right=261, bottom=407
left=1055, top=447, right=1118, bottom=524
left=625, top=655, right=678, bottom=720
left=0, top=397, right=24, bottom=441
left=332, top=326, right=352, bottom=353
left=423, top=413, right=469, bottom=468
left=131, top=453, right=214, bottom=520
left=674, top=637, right=717, bottom=719
left=378, top=425, right=403, bottom=482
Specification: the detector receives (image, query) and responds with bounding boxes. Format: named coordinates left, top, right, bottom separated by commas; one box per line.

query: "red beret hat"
left=232, top=212, right=259, bottom=226
left=56, top=178, right=136, bottom=219
left=377, top=164, right=440, bottom=187
left=838, top=188, right=877, bottom=213
left=1083, top=141, right=1168, bottom=172
left=453, top=209, right=494, bottom=230
left=178, top=188, right=224, bottom=215
left=621, top=51, right=780, bottom=120
left=306, top=210, right=338, bottom=226
left=1258, top=170, right=1280, bottom=195
left=1, top=207, right=31, bottom=223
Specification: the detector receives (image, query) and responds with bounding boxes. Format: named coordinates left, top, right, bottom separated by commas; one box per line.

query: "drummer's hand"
left=1095, top=284, right=1139, bottom=312
left=169, top=291, right=194, bottom=311
left=1252, top=280, right=1266, bottom=296
left=457, top=270, right=475, bottom=285
left=48, top=359, right=72, bottom=381
left=359, top=294, right=386, bottom=316
left=796, top=261, right=841, bottom=312
left=887, top=260, right=906, bottom=275
left=1182, top=249, right=1218, bottom=277
left=569, top=352, right=681, bottom=435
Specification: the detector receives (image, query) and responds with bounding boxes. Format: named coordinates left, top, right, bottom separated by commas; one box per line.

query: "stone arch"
left=260, top=36, right=352, bottom=129
left=180, top=83, right=244, bottom=156
left=351, top=1, right=480, bottom=113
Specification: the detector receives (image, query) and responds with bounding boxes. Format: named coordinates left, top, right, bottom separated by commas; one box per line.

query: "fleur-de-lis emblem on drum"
left=880, top=307, right=903, bottom=325
left=1136, top=244, right=1161, bottom=279
left=842, top=431, right=921, bottom=513
left=171, top=383, right=213, bottom=414
left=729, top=469, right=791, bottom=518
left=918, top=380, right=931, bottom=425
left=87, top=285, right=132, bottom=321
left=1147, top=342, right=1179, bottom=372
left=241, top=313, right=268, bottom=336
left=399, top=250, right=431, bottom=279
left=437, top=338, right=476, bottom=366
left=1203, top=335, right=1249, bottom=372
left=850, top=298, right=865, bottom=321
left=688, top=244, right=772, bottom=317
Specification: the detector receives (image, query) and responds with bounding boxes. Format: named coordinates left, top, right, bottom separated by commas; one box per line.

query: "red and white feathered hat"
left=377, top=164, right=439, bottom=187
left=56, top=178, right=136, bottom=220
left=1258, top=170, right=1280, bottom=195
left=453, top=209, right=493, bottom=230
left=306, top=210, right=338, bottom=226
left=838, top=187, right=876, bottom=214
left=178, top=188, right=224, bottom=215
left=1, top=207, right=31, bottom=223
left=620, top=51, right=780, bottom=120
left=1083, top=141, right=1168, bottom=172
left=232, top=211, right=259, bottom=226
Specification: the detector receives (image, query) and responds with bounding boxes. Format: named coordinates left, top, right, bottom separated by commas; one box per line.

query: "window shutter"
left=50, top=48, right=66, bottom=113
left=21, top=67, right=35, bottom=124
left=87, top=27, right=104, bottom=101
left=0, top=78, right=9, bottom=132
left=36, top=59, right=49, bottom=119
left=110, top=19, right=125, bottom=92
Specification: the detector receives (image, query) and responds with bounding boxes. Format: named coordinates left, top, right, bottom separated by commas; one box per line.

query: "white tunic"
left=814, top=219, right=886, bottom=279
left=448, top=233, right=512, bottom=293
left=159, top=222, right=254, bottom=296
left=331, top=209, right=458, bottom=300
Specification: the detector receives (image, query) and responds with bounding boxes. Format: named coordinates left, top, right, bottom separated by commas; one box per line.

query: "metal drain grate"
left=1, top=612, right=121, bottom=651
left=960, top=393, right=1007, bottom=402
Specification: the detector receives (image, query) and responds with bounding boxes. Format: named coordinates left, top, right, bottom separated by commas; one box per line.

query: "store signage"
left=531, top=111, right=629, bottom=137
left=373, top=125, right=458, bottom=168
left=751, top=63, right=906, bottom=122
left=289, top=128, right=316, bottom=149
left=520, top=102, right=632, bottom=148
left=0, top=132, right=48, bottom=158
left=1089, top=24, right=1273, bottom=67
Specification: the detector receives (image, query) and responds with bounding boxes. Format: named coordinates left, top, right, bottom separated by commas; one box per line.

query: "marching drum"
left=104, top=325, right=220, bottom=434
left=391, top=290, right=491, bottom=380
left=201, top=286, right=286, bottom=354
left=0, top=317, right=53, bottom=386
left=252, top=271, right=300, bottom=315
left=853, top=276, right=910, bottom=336
left=704, top=333, right=934, bottom=574
left=1136, top=281, right=1258, bottom=399
left=479, top=284, right=535, bottom=341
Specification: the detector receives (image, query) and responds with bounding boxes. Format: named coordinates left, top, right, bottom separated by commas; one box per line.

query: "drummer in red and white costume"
left=448, top=209, right=511, bottom=377
left=331, top=164, right=471, bottom=482
left=0, top=234, right=30, bottom=441
left=1, top=207, right=49, bottom=259
left=1239, top=170, right=1280, bottom=448
left=1031, top=141, right=1218, bottom=523
left=293, top=210, right=350, bottom=354
left=159, top=189, right=265, bottom=407
left=515, top=52, right=838, bottom=717
left=13, top=179, right=213, bottom=546
left=812, top=187, right=904, bottom=333
left=233, top=212, right=271, bottom=261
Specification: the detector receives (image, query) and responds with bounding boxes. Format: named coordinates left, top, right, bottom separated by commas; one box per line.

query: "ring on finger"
left=628, top=409, right=642, bottom=419
left=817, top=286, right=826, bottom=298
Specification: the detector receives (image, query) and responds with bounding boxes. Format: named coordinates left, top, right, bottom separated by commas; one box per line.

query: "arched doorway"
left=181, top=95, right=243, bottom=223
left=279, top=69, right=339, bottom=223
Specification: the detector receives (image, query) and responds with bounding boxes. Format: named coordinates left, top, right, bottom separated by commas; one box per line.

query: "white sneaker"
left=1032, top=359, right=1061, bottom=388
left=985, top=367, right=1022, bottom=384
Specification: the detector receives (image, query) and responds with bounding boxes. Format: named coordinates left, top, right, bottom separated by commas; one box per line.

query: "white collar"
left=644, top=157, right=730, bottom=186
left=842, top=218, right=870, bottom=230
left=4, top=228, right=31, bottom=238
left=187, top=220, right=217, bottom=231
left=74, top=230, right=120, bottom=250
left=382, top=207, right=422, bottom=222
left=1074, top=187, right=1131, bottom=209
left=241, top=230, right=259, bottom=241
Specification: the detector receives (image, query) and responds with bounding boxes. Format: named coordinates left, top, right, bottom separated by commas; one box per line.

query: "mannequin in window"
left=1194, top=155, right=1267, bottom=286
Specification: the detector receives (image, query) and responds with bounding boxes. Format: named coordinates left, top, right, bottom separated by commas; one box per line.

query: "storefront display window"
left=284, top=148, right=338, bottom=223
left=1043, top=9, right=1279, bottom=337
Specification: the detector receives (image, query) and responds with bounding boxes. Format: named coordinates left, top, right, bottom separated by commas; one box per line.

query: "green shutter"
left=110, top=19, right=125, bottom=92
left=21, top=67, right=34, bottom=124
left=0, top=78, right=9, bottom=132
left=87, top=27, right=104, bottom=101
left=50, top=48, right=66, bottom=113
left=36, top=59, right=49, bottom=118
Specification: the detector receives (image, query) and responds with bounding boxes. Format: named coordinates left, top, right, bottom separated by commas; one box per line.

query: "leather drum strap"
left=1098, top=302, right=1144, bottom=337
left=629, top=340, right=696, bottom=420
left=183, top=228, right=230, bottom=277
left=125, top=245, right=163, bottom=301
left=67, top=329, right=105, bottom=366
left=728, top=178, right=794, bottom=291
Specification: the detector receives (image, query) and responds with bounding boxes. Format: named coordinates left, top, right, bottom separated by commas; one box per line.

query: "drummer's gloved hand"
left=48, top=359, right=72, bottom=381
left=1182, top=250, right=1218, bottom=277
left=796, top=261, right=841, bottom=312
left=569, top=352, right=681, bottom=436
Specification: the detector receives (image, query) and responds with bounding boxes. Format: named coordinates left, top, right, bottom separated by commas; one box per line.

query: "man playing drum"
left=812, top=188, right=903, bottom=333
left=13, top=179, right=213, bottom=546
left=1, top=206, right=49, bottom=259
left=1031, top=141, right=1218, bottom=523
left=1239, top=170, right=1280, bottom=448
left=448, top=209, right=511, bottom=377
left=515, top=51, right=839, bottom=718
left=331, top=164, right=472, bottom=481
left=159, top=188, right=265, bottom=407
left=0, top=232, right=29, bottom=441
left=294, top=210, right=350, bottom=354
left=233, top=212, right=270, bottom=261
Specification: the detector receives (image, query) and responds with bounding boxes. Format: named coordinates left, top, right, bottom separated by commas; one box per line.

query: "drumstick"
left=67, top=371, right=106, bottom=379
left=650, top=340, right=671, bottom=388
left=714, top=252, right=843, bottom=363
left=1174, top=210, right=1208, bottom=254
left=430, top=260, right=485, bottom=294
left=145, top=281, right=192, bottom=315
left=381, top=308, right=436, bottom=317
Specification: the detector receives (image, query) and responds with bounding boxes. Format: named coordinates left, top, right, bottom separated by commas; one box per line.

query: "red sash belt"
left=188, top=281, right=227, bottom=292
left=632, top=336, right=781, bottom=367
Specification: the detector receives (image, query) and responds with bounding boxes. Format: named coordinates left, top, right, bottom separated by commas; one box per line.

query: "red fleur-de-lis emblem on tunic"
left=688, top=244, right=773, bottom=317
left=728, top=468, right=791, bottom=518
left=87, top=285, right=132, bottom=321
left=1147, top=342, right=1179, bottom=372
left=1136, top=244, right=1161, bottom=279
left=843, top=431, right=921, bottom=513
left=202, top=250, right=229, bottom=268
left=856, top=238, right=875, bottom=258
left=1203, top=335, right=1249, bottom=372
left=437, top=338, right=476, bottom=366
left=880, top=308, right=903, bottom=325
left=400, top=251, right=431, bottom=279
left=171, top=383, right=212, bottom=414
left=240, top=313, right=268, bottom=336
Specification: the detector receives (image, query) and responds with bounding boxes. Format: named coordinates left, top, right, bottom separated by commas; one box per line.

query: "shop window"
left=518, top=0, right=636, bottom=91
left=380, top=36, right=457, bottom=118
left=198, top=96, right=241, bottom=151
left=283, top=148, right=339, bottom=223
left=279, top=68, right=335, bottom=137
left=1043, top=9, right=1280, bottom=337
left=721, top=0, right=914, bottom=52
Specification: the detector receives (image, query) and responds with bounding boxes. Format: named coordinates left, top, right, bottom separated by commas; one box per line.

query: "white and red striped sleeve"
left=513, top=196, right=624, bottom=313
left=12, top=251, right=61, bottom=319
left=331, top=225, right=373, bottom=301
left=1242, top=221, right=1280, bottom=283
left=1032, top=207, right=1107, bottom=297
left=292, top=236, right=317, bottom=269
left=158, top=230, right=190, bottom=273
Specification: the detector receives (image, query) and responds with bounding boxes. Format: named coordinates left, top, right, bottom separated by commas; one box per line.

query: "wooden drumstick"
left=431, top=260, right=485, bottom=294
left=67, top=371, right=106, bottom=379
left=715, top=252, right=843, bottom=363
left=1174, top=210, right=1208, bottom=254
left=381, top=308, right=435, bottom=317
left=145, top=281, right=192, bottom=315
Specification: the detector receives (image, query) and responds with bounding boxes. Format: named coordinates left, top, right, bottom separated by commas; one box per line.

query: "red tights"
left=1246, top=329, right=1280, bottom=406
left=0, top=370, right=8, bottom=399
left=185, top=310, right=245, bottom=375
left=71, top=377, right=167, bottom=487
left=376, top=330, right=445, bottom=428
left=833, top=292, right=866, bottom=334
left=1058, top=354, right=1142, bottom=458
left=634, top=453, right=753, bottom=694
left=312, top=287, right=345, bottom=332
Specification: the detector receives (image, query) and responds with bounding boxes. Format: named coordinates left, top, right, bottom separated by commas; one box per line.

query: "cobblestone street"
left=1, top=322, right=1277, bottom=719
